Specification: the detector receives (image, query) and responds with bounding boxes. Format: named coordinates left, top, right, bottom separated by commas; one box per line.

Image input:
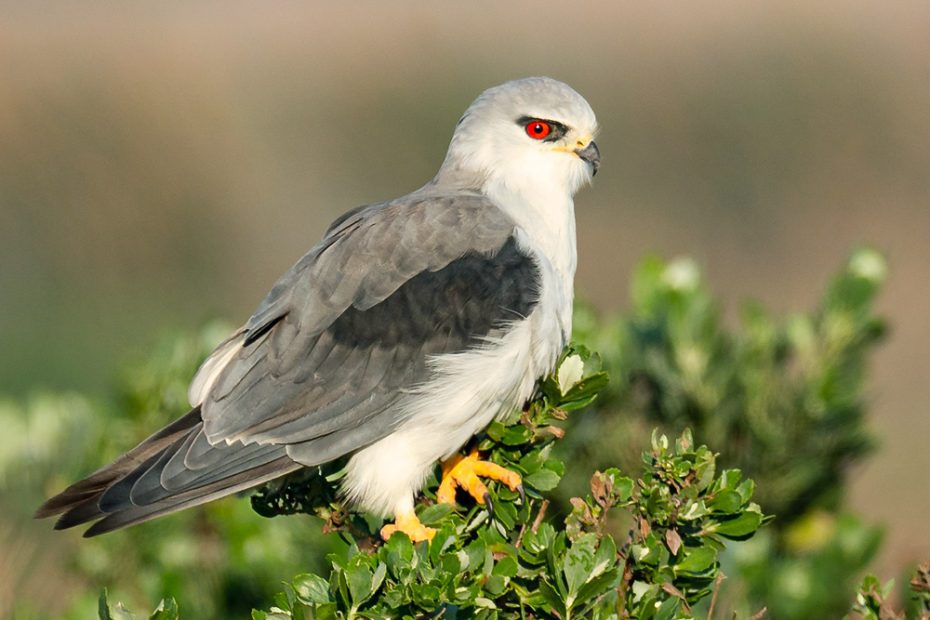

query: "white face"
left=444, top=77, right=600, bottom=198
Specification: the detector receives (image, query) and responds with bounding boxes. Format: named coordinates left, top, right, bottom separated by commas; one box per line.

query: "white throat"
left=484, top=172, right=578, bottom=346
left=485, top=174, right=577, bottom=284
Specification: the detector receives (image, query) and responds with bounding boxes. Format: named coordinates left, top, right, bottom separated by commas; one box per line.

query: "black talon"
left=517, top=484, right=526, bottom=505
left=483, top=492, right=494, bottom=519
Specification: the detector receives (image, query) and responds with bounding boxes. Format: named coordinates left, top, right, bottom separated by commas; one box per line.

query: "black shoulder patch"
left=328, top=237, right=540, bottom=350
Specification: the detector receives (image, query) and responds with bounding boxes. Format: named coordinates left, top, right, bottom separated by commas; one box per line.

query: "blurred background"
left=2, top=1, right=928, bottom=617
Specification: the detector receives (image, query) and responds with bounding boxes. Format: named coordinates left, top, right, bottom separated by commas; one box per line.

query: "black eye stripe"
left=516, top=116, right=568, bottom=142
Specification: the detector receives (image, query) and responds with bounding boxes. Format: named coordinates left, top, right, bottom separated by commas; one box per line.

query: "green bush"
left=848, top=564, right=930, bottom=620
left=236, top=349, right=765, bottom=619
left=567, top=248, right=891, bottom=618
left=569, top=248, right=886, bottom=522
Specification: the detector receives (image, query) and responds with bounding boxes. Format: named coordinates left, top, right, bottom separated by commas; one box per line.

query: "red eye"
left=525, top=120, right=552, bottom=140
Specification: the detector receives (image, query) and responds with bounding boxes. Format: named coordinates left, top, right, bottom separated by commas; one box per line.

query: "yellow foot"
left=436, top=449, right=523, bottom=508
left=380, top=511, right=436, bottom=542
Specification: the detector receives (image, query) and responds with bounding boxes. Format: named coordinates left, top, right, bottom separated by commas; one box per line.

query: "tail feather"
left=52, top=495, right=106, bottom=530
left=97, top=451, right=163, bottom=513
left=83, top=455, right=301, bottom=537
left=36, top=406, right=302, bottom=536
left=35, top=407, right=203, bottom=518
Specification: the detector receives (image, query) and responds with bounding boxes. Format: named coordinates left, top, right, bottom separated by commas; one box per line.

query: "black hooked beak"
left=574, top=140, right=600, bottom=176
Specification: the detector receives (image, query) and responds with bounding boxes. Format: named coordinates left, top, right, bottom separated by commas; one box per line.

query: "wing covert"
left=194, top=193, right=541, bottom=466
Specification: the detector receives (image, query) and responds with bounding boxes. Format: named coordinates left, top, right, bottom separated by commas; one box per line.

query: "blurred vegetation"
left=849, top=564, right=930, bottom=620
left=566, top=248, right=890, bottom=618
left=569, top=249, right=885, bottom=519
left=7, top=250, right=929, bottom=618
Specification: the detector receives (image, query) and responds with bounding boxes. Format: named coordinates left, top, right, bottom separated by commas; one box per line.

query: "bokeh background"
left=2, top=1, right=928, bottom=616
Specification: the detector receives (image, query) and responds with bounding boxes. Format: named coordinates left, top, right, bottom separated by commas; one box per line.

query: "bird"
left=37, top=76, right=600, bottom=542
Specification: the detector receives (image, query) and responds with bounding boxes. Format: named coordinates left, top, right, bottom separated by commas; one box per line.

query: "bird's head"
left=435, top=77, right=599, bottom=198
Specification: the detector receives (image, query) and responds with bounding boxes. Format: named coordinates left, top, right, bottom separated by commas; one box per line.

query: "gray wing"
left=38, top=192, right=541, bottom=535
left=199, top=192, right=541, bottom=458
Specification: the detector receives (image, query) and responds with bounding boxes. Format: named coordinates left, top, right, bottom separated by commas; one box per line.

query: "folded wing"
left=37, top=192, right=541, bottom=535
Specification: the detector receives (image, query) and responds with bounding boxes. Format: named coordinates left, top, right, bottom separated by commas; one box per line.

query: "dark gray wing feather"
left=200, top=193, right=537, bottom=449
left=37, top=192, right=541, bottom=535
left=34, top=407, right=203, bottom=518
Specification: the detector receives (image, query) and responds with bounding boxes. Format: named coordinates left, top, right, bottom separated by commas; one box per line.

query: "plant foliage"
left=240, top=349, right=767, bottom=619
left=847, top=563, right=930, bottom=620
left=570, top=248, right=887, bottom=522
left=567, top=248, right=892, bottom=618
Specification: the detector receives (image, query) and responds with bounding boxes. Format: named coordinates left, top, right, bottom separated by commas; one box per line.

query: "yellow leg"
left=380, top=511, right=436, bottom=542
left=436, top=449, right=523, bottom=506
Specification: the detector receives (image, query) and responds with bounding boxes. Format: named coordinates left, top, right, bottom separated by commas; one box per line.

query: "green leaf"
left=709, top=509, right=764, bottom=539
left=715, top=469, right=743, bottom=491
left=112, top=605, right=134, bottom=620
left=680, top=500, right=708, bottom=521
left=563, top=533, right=598, bottom=596
left=148, top=598, right=180, bottom=620
left=346, top=561, right=374, bottom=606
left=97, top=591, right=134, bottom=620
left=614, top=475, right=634, bottom=502
left=708, top=489, right=743, bottom=513
left=518, top=450, right=544, bottom=474
left=386, top=532, right=415, bottom=574
left=484, top=573, right=507, bottom=596
left=491, top=495, right=518, bottom=529
left=735, top=478, right=755, bottom=503
left=474, top=596, right=498, bottom=609
left=274, top=589, right=294, bottom=613
left=370, top=560, right=387, bottom=596
left=500, top=424, right=533, bottom=445
left=576, top=568, right=622, bottom=605
left=654, top=596, right=681, bottom=620
left=492, top=555, right=519, bottom=578
left=98, top=590, right=112, bottom=620
left=418, top=502, right=453, bottom=525
left=673, top=545, right=717, bottom=577
left=592, top=535, right=617, bottom=580
left=537, top=580, right=567, bottom=617
left=484, top=421, right=507, bottom=442
left=293, top=573, right=332, bottom=605
left=410, top=583, right=442, bottom=608
left=558, top=373, right=608, bottom=413
left=524, top=469, right=561, bottom=491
